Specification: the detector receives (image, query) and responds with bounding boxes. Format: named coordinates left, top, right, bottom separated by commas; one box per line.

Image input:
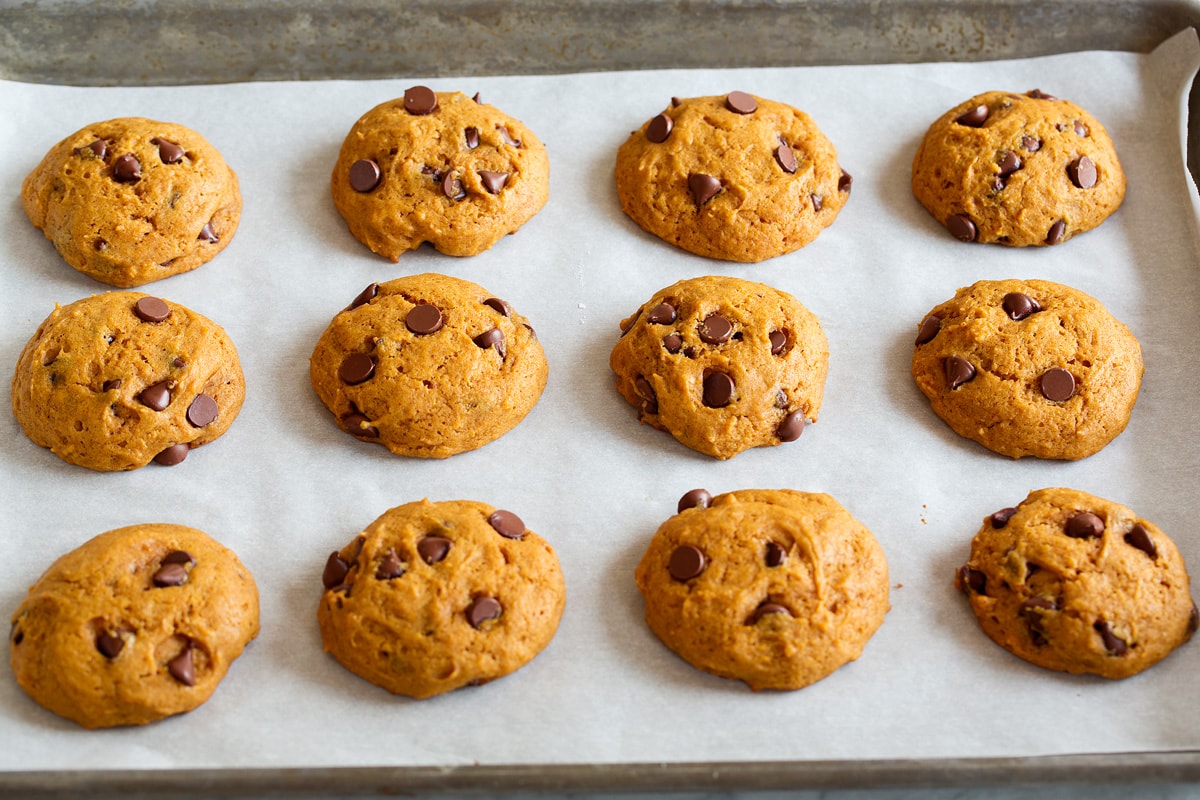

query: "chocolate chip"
left=1027, top=89, right=1058, bottom=100
left=997, top=150, right=1022, bottom=180
left=152, top=137, right=184, bottom=164
left=153, top=562, right=189, bottom=587
left=725, top=91, right=757, bottom=114
left=484, top=298, right=511, bottom=317
left=96, top=632, right=124, bottom=659
left=348, top=283, right=379, bottom=311
left=668, top=545, right=706, bottom=580
left=375, top=548, right=405, bottom=579
left=1124, top=524, right=1158, bottom=559
left=1189, top=605, right=1199, bottom=636
left=341, top=412, right=379, bottom=438
left=479, top=170, right=509, bottom=194
left=1074, top=120, right=1089, bottom=137
left=186, top=394, right=218, bottom=427
left=112, top=153, right=141, bottom=182
left=765, top=542, right=786, bottom=567
left=1045, top=220, right=1066, bottom=245
left=488, top=509, right=526, bottom=539
left=406, top=304, right=444, bottom=334
left=1068, top=156, right=1097, bottom=189
left=957, top=565, right=987, bottom=594
left=698, top=313, right=733, bottom=344
left=133, top=296, right=171, bottom=323
left=946, top=214, right=977, bottom=242
left=1094, top=620, right=1129, bottom=656
left=990, top=507, right=1017, bottom=528
left=702, top=371, right=735, bottom=407
left=646, top=113, right=673, bottom=143
left=955, top=104, right=989, bottom=127
left=838, top=169, right=853, bottom=193
left=635, top=376, right=658, bottom=414
left=474, top=328, right=506, bottom=357
left=688, top=173, right=721, bottom=206
left=677, top=489, right=712, bottom=513
left=774, top=143, right=797, bottom=173
left=769, top=330, right=787, bottom=355
left=472, top=92, right=482, bottom=103
left=811, top=194, right=823, bottom=213
left=944, top=356, right=976, bottom=389
left=349, top=159, right=382, bottom=192
left=1066, top=511, right=1104, bottom=539
left=153, top=443, right=189, bottom=466
left=1002, top=292, right=1040, bottom=320
left=777, top=411, right=806, bottom=443
left=442, top=171, right=466, bottom=201
left=139, top=380, right=172, bottom=411
left=1040, top=368, right=1075, bottom=402
left=102, top=379, right=122, bottom=392
left=338, top=353, right=376, bottom=385
left=915, top=315, right=941, bottom=345
left=1022, top=135, right=1042, bottom=152
left=663, top=333, right=683, bottom=353
left=77, top=139, right=107, bottom=159
left=466, top=597, right=503, bottom=629
left=168, top=644, right=196, bottom=686
left=197, top=222, right=219, bottom=242
left=747, top=602, right=791, bottom=624
left=647, top=302, right=677, bottom=324
left=498, top=126, right=522, bottom=147
left=418, top=536, right=452, bottom=564
left=322, top=552, right=350, bottom=588
left=403, top=85, right=438, bottom=115
left=172, top=357, right=186, bottom=369
left=465, top=127, right=480, bottom=149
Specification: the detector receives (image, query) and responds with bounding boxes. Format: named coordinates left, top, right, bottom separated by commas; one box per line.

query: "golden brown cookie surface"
left=309, top=273, right=547, bottom=459
left=635, top=489, right=889, bottom=691
left=21, top=117, right=241, bottom=287
left=11, top=291, right=245, bottom=471
left=9, top=523, right=260, bottom=728
left=955, top=488, right=1197, bottom=679
left=317, top=499, right=566, bottom=699
left=330, top=87, right=549, bottom=260
left=614, top=92, right=850, bottom=262
left=609, top=275, right=828, bottom=459
left=911, top=278, right=1142, bottom=460
left=911, top=90, right=1125, bottom=246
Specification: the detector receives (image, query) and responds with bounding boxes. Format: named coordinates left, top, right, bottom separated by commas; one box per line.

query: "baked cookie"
left=11, top=292, right=245, bottom=471
left=635, top=488, right=889, bottom=691
left=330, top=86, right=549, bottom=260
left=911, top=89, right=1125, bottom=246
left=614, top=91, right=850, bottom=262
left=955, top=488, right=1197, bottom=679
left=21, top=117, right=241, bottom=287
left=9, top=523, right=260, bottom=728
left=610, top=275, right=827, bottom=459
left=317, top=499, right=565, bottom=698
left=911, top=278, right=1142, bottom=460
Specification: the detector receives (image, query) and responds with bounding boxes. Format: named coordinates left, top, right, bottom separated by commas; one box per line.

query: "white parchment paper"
left=2, top=30, right=1200, bottom=772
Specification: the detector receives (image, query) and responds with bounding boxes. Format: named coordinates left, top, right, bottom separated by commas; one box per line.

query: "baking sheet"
left=1, top=29, right=1199, bottom=774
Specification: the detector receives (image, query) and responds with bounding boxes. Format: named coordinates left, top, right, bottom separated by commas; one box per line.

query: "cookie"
left=330, top=86, right=549, bottom=260
left=21, top=117, right=241, bottom=287
left=9, top=523, right=260, bottom=728
left=11, top=291, right=246, bottom=471
left=911, top=278, right=1142, bottom=460
left=609, top=275, right=828, bottom=459
left=317, top=499, right=565, bottom=699
left=955, top=488, right=1197, bottom=679
left=911, top=89, right=1125, bottom=246
left=614, top=91, right=850, bottom=262
left=634, top=489, right=889, bottom=691
left=309, top=273, right=547, bottom=459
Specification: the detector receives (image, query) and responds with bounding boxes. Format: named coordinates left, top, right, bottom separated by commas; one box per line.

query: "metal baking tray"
left=3, top=1, right=1200, bottom=796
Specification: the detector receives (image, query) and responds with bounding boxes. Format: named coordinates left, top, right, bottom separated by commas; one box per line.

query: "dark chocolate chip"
left=1022, top=135, right=1042, bottom=152
left=1068, top=156, right=1097, bottom=189
left=322, top=552, right=350, bottom=588
left=688, top=173, right=721, bottom=205
left=997, top=149, right=1022, bottom=178
left=153, top=443, right=189, bottom=466
left=186, top=394, right=218, bottom=427
left=197, top=222, right=219, bottom=243
left=725, top=91, right=757, bottom=114
left=96, top=632, right=124, bottom=659
left=172, top=357, right=186, bottom=369
left=442, top=171, right=466, bottom=201
left=134, top=296, right=171, bottom=323
left=168, top=644, right=196, bottom=686
left=498, top=126, right=522, bottom=147
left=349, top=159, right=382, bottom=192
left=418, top=536, right=452, bottom=564
left=677, top=489, right=712, bottom=513
left=915, top=315, right=941, bottom=345
left=484, top=298, right=511, bottom=317
left=958, top=565, right=987, bottom=594
left=77, top=139, right=107, bottom=159
left=473, top=328, right=506, bottom=357
left=1045, top=220, right=1066, bottom=245
left=838, top=169, right=853, bottom=193
left=663, top=333, right=683, bottom=353
left=1094, top=620, right=1129, bottom=656
left=1002, top=292, right=1041, bottom=320
left=646, top=113, right=674, bottom=143
left=946, top=214, right=977, bottom=242
left=698, top=313, right=732, bottom=344
left=765, top=542, right=786, bottom=567
left=777, top=411, right=806, bottom=442
left=406, top=304, right=444, bottom=334
left=139, top=380, right=172, bottom=411
left=348, top=283, right=380, bottom=311
left=747, top=602, right=791, bottom=624
left=152, top=137, right=184, bottom=164
left=1074, top=120, right=1089, bottom=137
left=464, top=126, right=480, bottom=149
left=1124, top=524, right=1158, bottom=559
left=668, top=545, right=706, bottom=580
left=479, top=170, right=509, bottom=194
left=1027, top=89, right=1058, bottom=100
left=1189, top=605, right=1199, bottom=636
left=635, top=376, right=658, bottom=414
left=647, top=302, right=677, bottom=324
left=944, top=356, right=976, bottom=389
left=403, top=85, right=438, bottom=115
left=955, top=104, right=989, bottom=127
left=769, top=330, right=787, bottom=355
left=488, top=509, right=526, bottom=539
left=153, top=562, right=189, bottom=587
left=702, top=371, right=735, bottom=407
left=990, top=507, right=1017, bottom=528
left=102, top=379, right=122, bottom=392
left=1066, top=511, right=1104, bottom=539
left=465, top=597, right=503, bottom=629
left=338, top=353, right=376, bottom=385
left=161, top=550, right=194, bottom=567
left=811, top=194, right=823, bottom=213
left=112, top=153, right=141, bottom=182
left=774, top=143, right=797, bottom=173
left=375, top=548, right=405, bottom=579
left=1040, top=368, right=1075, bottom=402
left=341, top=412, right=379, bottom=438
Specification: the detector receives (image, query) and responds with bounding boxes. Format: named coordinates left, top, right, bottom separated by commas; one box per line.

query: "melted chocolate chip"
left=635, top=376, right=658, bottom=414
left=769, top=330, right=787, bottom=355
left=197, top=222, right=219, bottom=243
left=958, top=565, right=987, bottom=594
left=488, top=509, right=526, bottom=539
left=1074, top=120, right=1089, bottom=137
left=646, top=113, right=674, bottom=143
left=1068, top=156, right=1097, bottom=189
left=464, top=127, right=480, bottom=149
left=668, top=545, right=706, bottom=581
left=955, top=104, right=989, bottom=127
left=915, top=315, right=941, bottom=345
left=777, top=410, right=806, bottom=442
left=466, top=597, right=503, bottom=629
left=498, top=126, right=522, bottom=147
left=1022, top=135, right=1042, bottom=152
left=168, top=644, right=196, bottom=686
left=418, top=536, right=452, bottom=564
left=442, top=171, right=466, bottom=201
left=1094, top=620, right=1129, bottom=656
left=112, top=153, right=142, bottom=183
left=997, top=149, right=1022, bottom=178
left=375, top=548, right=405, bottom=579
left=139, top=380, right=172, bottom=411
left=186, top=394, right=218, bottom=428
left=406, top=304, right=444, bottom=335
left=688, top=173, right=722, bottom=205
left=479, top=170, right=509, bottom=194
left=403, top=85, right=438, bottom=115
left=341, top=412, right=379, bottom=438
left=747, top=602, right=791, bottom=624
left=348, top=283, right=379, bottom=311
left=765, top=542, right=786, bottom=567
left=811, top=194, right=823, bottom=213
left=1027, top=89, right=1058, bottom=100
left=1045, top=220, right=1066, bottom=245
left=702, top=371, right=735, bottom=407
left=473, top=328, right=506, bottom=357
left=944, top=356, right=976, bottom=389
left=1066, top=511, right=1105, bottom=539
left=774, top=143, right=797, bottom=173
left=134, top=296, right=171, bottom=323
left=663, top=333, right=683, bottom=353
left=102, top=379, right=122, bottom=392
left=152, top=137, right=185, bottom=164
left=153, top=443, right=189, bottom=466
left=990, top=507, right=1017, bottom=528
left=946, top=214, right=978, bottom=242
left=838, top=170, right=852, bottom=193
left=338, top=353, right=376, bottom=385
left=677, top=489, right=712, bottom=513
left=1039, top=368, right=1076, bottom=402
left=322, top=552, right=350, bottom=588
left=484, top=298, right=511, bottom=317
left=77, top=139, right=107, bottom=159
left=698, top=313, right=732, bottom=344
left=725, top=91, right=757, bottom=114
left=1124, top=524, right=1158, bottom=559
left=349, top=159, right=382, bottom=192
left=96, top=632, right=124, bottom=659
left=1002, top=292, right=1041, bottom=320
left=153, top=562, right=189, bottom=587
left=647, top=302, right=677, bottom=324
